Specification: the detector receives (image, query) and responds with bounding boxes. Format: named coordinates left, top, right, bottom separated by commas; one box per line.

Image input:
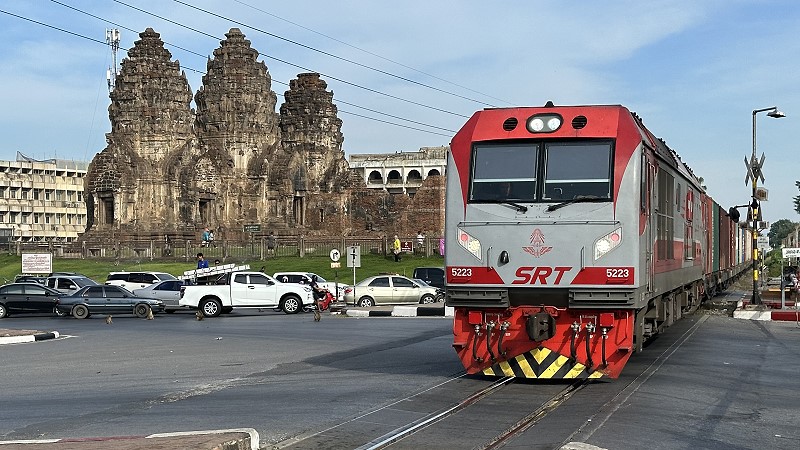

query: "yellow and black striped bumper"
left=481, top=347, right=604, bottom=379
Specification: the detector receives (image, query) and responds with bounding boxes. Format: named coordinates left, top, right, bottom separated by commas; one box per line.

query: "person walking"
left=392, top=235, right=402, bottom=262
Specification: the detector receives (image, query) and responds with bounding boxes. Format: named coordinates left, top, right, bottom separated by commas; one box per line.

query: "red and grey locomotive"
left=445, top=104, right=750, bottom=379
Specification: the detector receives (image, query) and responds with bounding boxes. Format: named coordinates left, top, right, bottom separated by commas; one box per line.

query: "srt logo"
left=522, top=228, right=553, bottom=258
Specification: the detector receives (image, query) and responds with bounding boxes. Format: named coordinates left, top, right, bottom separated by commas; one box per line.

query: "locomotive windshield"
left=469, top=140, right=613, bottom=203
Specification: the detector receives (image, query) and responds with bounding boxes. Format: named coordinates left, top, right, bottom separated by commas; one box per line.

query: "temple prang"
left=83, top=28, right=444, bottom=243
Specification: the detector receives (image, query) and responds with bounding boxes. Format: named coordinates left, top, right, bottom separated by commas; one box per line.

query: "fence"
left=7, top=235, right=444, bottom=263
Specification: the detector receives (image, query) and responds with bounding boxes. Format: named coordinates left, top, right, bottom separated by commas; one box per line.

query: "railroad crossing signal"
left=744, top=153, right=765, bottom=185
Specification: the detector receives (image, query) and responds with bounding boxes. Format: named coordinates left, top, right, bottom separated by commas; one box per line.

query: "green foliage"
left=767, top=219, right=797, bottom=248
left=0, top=252, right=443, bottom=285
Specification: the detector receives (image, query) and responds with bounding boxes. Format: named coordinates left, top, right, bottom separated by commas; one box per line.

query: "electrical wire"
left=168, top=0, right=497, bottom=108
left=109, top=0, right=470, bottom=118
left=8, top=5, right=455, bottom=136
left=230, top=0, right=511, bottom=106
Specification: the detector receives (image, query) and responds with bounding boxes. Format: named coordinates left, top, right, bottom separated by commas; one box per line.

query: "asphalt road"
left=2, top=293, right=800, bottom=449
left=0, top=309, right=461, bottom=446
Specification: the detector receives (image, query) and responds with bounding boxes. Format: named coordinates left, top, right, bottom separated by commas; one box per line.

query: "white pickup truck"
left=179, top=271, right=314, bottom=317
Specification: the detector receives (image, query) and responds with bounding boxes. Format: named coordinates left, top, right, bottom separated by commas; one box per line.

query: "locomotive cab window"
left=542, top=141, right=612, bottom=201
left=470, top=143, right=537, bottom=202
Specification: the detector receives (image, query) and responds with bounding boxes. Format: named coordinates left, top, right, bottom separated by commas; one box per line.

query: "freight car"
left=445, top=103, right=750, bottom=379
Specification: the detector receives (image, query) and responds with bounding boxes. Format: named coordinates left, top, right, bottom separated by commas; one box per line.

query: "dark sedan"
left=0, top=283, right=65, bottom=318
left=55, top=285, right=165, bottom=319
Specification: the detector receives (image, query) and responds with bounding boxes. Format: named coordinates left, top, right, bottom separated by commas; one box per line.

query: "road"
left=2, top=294, right=800, bottom=449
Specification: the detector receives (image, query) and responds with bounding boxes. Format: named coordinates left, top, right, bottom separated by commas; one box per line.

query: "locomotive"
left=445, top=103, right=750, bottom=379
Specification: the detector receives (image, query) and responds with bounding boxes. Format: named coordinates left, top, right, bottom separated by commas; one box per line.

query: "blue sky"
left=0, top=0, right=798, bottom=226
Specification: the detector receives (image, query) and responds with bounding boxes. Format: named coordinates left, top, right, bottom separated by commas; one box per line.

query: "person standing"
left=392, top=235, right=402, bottom=262
left=416, top=231, right=425, bottom=254
left=201, top=227, right=211, bottom=247
left=266, top=231, right=276, bottom=256
left=197, top=252, right=209, bottom=269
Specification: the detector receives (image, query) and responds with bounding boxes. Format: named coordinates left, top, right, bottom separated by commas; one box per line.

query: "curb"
left=0, top=428, right=259, bottom=450
left=345, top=305, right=453, bottom=318
left=733, top=299, right=800, bottom=322
left=0, top=331, right=59, bottom=345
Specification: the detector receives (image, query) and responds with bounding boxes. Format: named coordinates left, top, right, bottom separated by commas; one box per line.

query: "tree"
left=767, top=219, right=797, bottom=248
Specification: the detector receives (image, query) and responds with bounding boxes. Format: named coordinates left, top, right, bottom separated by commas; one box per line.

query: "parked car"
left=133, top=279, right=189, bottom=313
left=45, top=275, right=99, bottom=295
left=105, top=271, right=177, bottom=292
left=413, top=279, right=445, bottom=302
left=0, top=283, right=65, bottom=318
left=273, top=271, right=349, bottom=299
left=343, top=275, right=439, bottom=307
left=55, top=285, right=165, bottom=319
left=412, top=267, right=445, bottom=289
left=13, top=275, right=47, bottom=285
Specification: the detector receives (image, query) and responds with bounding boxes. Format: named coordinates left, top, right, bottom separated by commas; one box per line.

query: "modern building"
left=0, top=152, right=89, bottom=243
left=348, top=146, right=447, bottom=195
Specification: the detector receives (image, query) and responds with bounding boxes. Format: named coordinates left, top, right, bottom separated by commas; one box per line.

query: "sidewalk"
left=0, top=328, right=59, bottom=345
left=0, top=429, right=258, bottom=450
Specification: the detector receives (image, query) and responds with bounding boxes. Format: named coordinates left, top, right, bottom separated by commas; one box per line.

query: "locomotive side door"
left=643, top=152, right=655, bottom=294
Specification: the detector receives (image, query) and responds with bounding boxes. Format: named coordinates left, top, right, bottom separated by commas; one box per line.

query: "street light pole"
left=749, top=106, right=785, bottom=305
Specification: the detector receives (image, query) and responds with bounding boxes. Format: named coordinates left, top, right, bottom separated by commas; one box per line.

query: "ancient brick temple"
left=83, top=28, right=444, bottom=242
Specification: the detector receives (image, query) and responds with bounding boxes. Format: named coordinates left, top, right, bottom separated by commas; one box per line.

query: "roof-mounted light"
left=526, top=114, right=563, bottom=133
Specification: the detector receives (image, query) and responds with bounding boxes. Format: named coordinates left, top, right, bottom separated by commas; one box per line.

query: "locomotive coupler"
left=486, top=321, right=497, bottom=361
left=569, top=321, right=581, bottom=361
left=472, top=324, right=483, bottom=363
left=497, top=321, right=510, bottom=358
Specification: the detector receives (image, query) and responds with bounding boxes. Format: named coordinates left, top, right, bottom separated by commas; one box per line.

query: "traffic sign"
left=330, top=249, right=341, bottom=262
left=782, top=248, right=800, bottom=259
left=243, top=224, right=261, bottom=233
left=346, top=245, right=361, bottom=268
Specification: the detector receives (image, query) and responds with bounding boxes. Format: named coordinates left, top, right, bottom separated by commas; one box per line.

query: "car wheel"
left=357, top=297, right=375, bottom=308
left=72, top=304, right=89, bottom=319
left=280, top=295, right=302, bottom=314
left=0, top=303, right=7, bottom=319
left=200, top=298, right=222, bottom=317
left=420, top=294, right=436, bottom=304
left=54, top=307, right=67, bottom=317
left=134, top=304, right=151, bottom=318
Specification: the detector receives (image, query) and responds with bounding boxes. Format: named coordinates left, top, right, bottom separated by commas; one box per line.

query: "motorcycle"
left=304, top=288, right=335, bottom=315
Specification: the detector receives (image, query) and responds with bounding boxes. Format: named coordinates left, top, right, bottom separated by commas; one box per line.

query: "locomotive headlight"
left=526, top=114, right=563, bottom=133
left=457, top=228, right=482, bottom=261
left=528, top=117, right=545, bottom=132
left=594, top=227, right=622, bottom=260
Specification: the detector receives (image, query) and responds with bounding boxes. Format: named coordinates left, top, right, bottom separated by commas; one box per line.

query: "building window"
left=45, top=214, right=51, bottom=224
left=77, top=191, right=83, bottom=202
left=34, top=214, right=40, bottom=224
left=21, top=189, right=28, bottom=200
left=56, top=190, right=63, bottom=201
left=45, top=190, right=51, bottom=201
left=33, top=189, right=40, bottom=200
left=0, top=213, right=4, bottom=223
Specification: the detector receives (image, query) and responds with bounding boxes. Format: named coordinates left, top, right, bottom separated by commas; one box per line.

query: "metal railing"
left=5, top=235, right=445, bottom=262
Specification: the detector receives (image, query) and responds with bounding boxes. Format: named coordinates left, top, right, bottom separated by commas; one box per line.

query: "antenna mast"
left=105, top=29, right=121, bottom=92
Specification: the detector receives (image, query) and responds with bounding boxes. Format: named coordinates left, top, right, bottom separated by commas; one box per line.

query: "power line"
left=108, top=0, right=470, bottom=118
left=231, top=0, right=511, bottom=106
left=168, top=0, right=498, bottom=108
left=1, top=6, right=455, bottom=137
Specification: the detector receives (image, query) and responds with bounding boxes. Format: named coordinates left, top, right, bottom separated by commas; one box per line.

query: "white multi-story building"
left=0, top=152, right=89, bottom=243
left=348, top=146, right=447, bottom=195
